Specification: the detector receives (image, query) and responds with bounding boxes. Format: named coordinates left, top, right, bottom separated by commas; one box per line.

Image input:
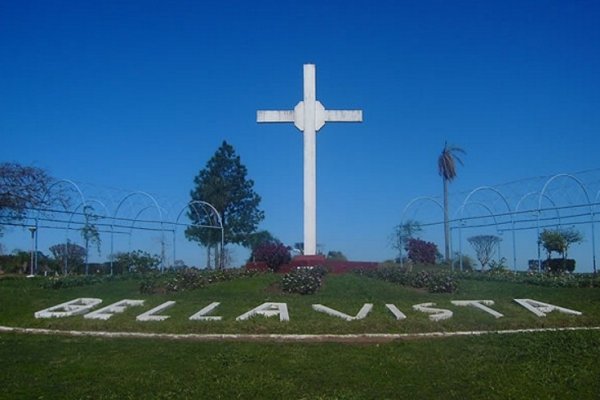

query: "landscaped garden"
left=1, top=265, right=599, bottom=399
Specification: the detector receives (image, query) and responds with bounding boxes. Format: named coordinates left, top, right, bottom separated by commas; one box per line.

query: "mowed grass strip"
left=1, top=273, right=600, bottom=335
left=1, top=329, right=599, bottom=399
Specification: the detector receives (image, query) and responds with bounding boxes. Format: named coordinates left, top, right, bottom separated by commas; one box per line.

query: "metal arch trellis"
left=538, top=174, right=596, bottom=274
left=65, top=199, right=110, bottom=275
left=4, top=178, right=227, bottom=275
left=398, top=196, right=444, bottom=268
left=515, top=190, right=561, bottom=271
left=455, top=200, right=503, bottom=271
left=458, top=186, right=516, bottom=271
left=110, top=191, right=165, bottom=274
left=173, top=200, right=224, bottom=269
left=34, top=179, right=87, bottom=275
left=401, top=171, right=600, bottom=273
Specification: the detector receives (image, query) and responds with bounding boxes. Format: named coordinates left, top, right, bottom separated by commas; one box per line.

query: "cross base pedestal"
left=290, top=254, right=327, bottom=267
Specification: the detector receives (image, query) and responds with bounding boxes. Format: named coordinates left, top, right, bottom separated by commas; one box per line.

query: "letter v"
left=312, top=304, right=373, bottom=321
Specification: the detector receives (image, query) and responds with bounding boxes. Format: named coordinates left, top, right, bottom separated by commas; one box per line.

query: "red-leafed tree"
left=405, top=238, right=438, bottom=265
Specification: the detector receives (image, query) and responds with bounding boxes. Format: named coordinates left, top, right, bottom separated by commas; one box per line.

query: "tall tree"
left=467, top=234, right=501, bottom=271
left=49, top=241, right=86, bottom=274
left=81, top=205, right=101, bottom=275
left=392, top=219, right=422, bottom=260
left=185, top=141, right=264, bottom=268
left=437, top=142, right=465, bottom=263
left=0, top=162, right=56, bottom=235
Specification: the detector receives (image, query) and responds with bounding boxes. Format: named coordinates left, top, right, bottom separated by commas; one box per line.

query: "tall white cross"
left=257, top=64, right=363, bottom=256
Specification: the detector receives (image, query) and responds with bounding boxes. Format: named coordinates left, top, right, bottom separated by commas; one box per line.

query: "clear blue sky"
left=1, top=1, right=599, bottom=269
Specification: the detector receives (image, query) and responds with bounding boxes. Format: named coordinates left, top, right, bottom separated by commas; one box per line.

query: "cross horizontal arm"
left=257, top=110, right=295, bottom=123
left=324, top=110, right=363, bottom=122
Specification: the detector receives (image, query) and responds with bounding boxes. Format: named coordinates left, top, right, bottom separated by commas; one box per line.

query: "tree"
left=81, top=205, right=101, bottom=275
left=49, top=242, right=86, bottom=274
left=252, top=242, right=291, bottom=271
left=185, top=141, right=264, bottom=268
left=392, top=219, right=422, bottom=260
left=0, top=162, right=59, bottom=235
left=467, top=235, right=501, bottom=271
left=405, top=238, right=438, bottom=265
left=247, top=230, right=279, bottom=252
left=110, top=250, right=161, bottom=274
left=437, top=142, right=465, bottom=263
left=538, top=228, right=583, bottom=260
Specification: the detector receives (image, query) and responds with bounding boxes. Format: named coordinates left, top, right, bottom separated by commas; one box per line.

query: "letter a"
left=236, top=302, right=289, bottom=322
left=514, top=299, right=582, bottom=317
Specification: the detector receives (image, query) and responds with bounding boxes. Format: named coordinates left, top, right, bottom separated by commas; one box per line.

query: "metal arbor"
left=400, top=171, right=599, bottom=273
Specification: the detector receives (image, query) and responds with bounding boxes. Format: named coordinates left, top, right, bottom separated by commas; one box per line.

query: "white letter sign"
left=312, top=304, right=373, bottom=321
left=189, top=302, right=222, bottom=321
left=236, top=302, right=290, bottom=322
left=136, top=301, right=176, bottom=322
left=514, top=299, right=582, bottom=317
left=413, top=303, right=453, bottom=321
left=35, top=298, right=102, bottom=319
left=451, top=300, right=504, bottom=318
left=84, top=299, right=144, bottom=320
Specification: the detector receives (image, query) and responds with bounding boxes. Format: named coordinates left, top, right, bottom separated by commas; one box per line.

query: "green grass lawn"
left=1, top=273, right=599, bottom=398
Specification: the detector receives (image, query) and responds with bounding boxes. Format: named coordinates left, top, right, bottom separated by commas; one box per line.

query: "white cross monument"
left=257, top=64, right=363, bottom=256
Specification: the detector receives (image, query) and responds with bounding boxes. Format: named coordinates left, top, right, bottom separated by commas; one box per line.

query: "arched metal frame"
left=65, top=199, right=109, bottom=275
left=399, top=196, right=444, bottom=268
left=402, top=173, right=599, bottom=274
left=455, top=201, right=501, bottom=271
left=14, top=178, right=226, bottom=275
left=35, top=179, right=87, bottom=274
left=539, top=174, right=596, bottom=274
left=459, top=186, right=516, bottom=271
left=173, top=201, right=224, bottom=269
left=110, top=191, right=164, bottom=274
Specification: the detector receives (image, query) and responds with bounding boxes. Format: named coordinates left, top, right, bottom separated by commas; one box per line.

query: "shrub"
left=281, top=266, right=325, bottom=295
left=139, top=268, right=261, bottom=294
left=111, top=250, right=161, bottom=274
left=356, top=266, right=458, bottom=294
left=252, top=243, right=291, bottom=271
left=405, top=238, right=438, bottom=265
left=541, top=258, right=576, bottom=274
left=452, top=253, right=475, bottom=271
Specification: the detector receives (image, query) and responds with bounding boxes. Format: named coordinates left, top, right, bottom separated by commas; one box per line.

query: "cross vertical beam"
left=303, top=65, right=317, bottom=255
left=257, top=64, right=362, bottom=256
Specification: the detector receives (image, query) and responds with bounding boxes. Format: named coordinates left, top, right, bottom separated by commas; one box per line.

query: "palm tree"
left=438, top=142, right=465, bottom=263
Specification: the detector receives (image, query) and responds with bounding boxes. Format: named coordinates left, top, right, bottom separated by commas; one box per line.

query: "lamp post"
left=28, top=226, right=37, bottom=277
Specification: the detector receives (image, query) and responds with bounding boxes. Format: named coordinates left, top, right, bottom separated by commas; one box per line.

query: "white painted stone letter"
left=385, top=304, right=407, bottom=320
left=312, top=304, right=373, bottom=321
left=236, top=302, right=289, bottom=322
left=451, top=300, right=504, bottom=318
left=84, top=299, right=145, bottom=320
left=189, top=302, right=222, bottom=321
left=514, top=298, right=582, bottom=317
left=412, top=303, right=453, bottom=321
left=35, top=298, right=102, bottom=319
left=136, top=301, right=176, bottom=322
